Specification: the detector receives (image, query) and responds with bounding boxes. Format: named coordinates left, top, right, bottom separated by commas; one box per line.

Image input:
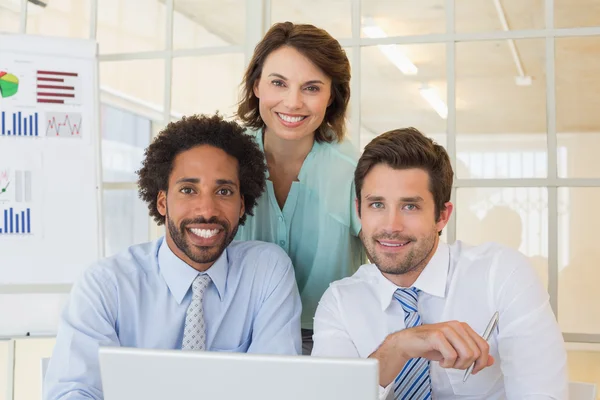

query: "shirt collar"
left=376, top=241, right=450, bottom=310
left=255, top=127, right=320, bottom=179
left=158, top=237, right=228, bottom=304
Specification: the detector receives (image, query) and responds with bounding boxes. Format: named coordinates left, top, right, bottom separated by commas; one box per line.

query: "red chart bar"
left=38, top=99, right=64, bottom=104
left=37, top=92, right=75, bottom=98
left=37, top=70, right=78, bottom=77
left=37, top=78, right=64, bottom=82
left=37, top=85, right=74, bottom=90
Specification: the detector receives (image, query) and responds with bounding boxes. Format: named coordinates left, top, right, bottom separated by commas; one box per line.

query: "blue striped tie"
left=393, top=287, right=432, bottom=400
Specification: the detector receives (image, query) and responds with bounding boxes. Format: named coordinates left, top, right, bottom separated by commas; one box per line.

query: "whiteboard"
left=0, top=34, right=102, bottom=336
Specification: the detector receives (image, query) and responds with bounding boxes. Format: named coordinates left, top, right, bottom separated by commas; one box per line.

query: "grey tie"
left=181, top=274, right=212, bottom=351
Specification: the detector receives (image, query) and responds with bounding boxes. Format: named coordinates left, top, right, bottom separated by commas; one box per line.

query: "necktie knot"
left=191, top=274, right=211, bottom=297
left=393, top=287, right=420, bottom=315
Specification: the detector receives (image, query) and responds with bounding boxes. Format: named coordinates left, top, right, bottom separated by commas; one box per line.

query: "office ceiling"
left=173, top=0, right=600, bottom=136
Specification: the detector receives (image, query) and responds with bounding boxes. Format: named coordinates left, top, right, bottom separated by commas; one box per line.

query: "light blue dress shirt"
left=43, top=237, right=302, bottom=400
left=235, top=128, right=366, bottom=329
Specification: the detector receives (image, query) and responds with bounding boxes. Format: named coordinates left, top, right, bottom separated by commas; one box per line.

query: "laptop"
left=99, top=346, right=379, bottom=400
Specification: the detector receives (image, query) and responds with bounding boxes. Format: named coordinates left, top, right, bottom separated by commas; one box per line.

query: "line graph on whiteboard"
left=45, top=112, right=82, bottom=138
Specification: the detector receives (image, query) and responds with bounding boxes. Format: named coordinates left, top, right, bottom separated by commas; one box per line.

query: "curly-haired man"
left=44, top=114, right=302, bottom=400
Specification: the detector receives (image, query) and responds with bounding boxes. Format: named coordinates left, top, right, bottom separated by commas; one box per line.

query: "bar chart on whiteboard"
left=36, top=70, right=82, bottom=105
left=0, top=50, right=90, bottom=245
left=0, top=34, right=100, bottom=295
left=0, top=167, right=37, bottom=236
left=1, top=110, right=39, bottom=136
left=1, top=61, right=86, bottom=139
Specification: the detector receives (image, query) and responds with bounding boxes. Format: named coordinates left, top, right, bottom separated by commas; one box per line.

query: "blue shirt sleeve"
left=247, top=249, right=302, bottom=355
left=43, top=265, right=120, bottom=400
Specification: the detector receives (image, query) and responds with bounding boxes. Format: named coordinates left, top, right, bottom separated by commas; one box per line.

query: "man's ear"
left=157, top=191, right=167, bottom=217
left=436, top=201, right=454, bottom=233
left=239, top=195, right=245, bottom=219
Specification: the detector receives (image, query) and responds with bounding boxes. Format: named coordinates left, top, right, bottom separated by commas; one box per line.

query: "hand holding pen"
left=376, top=319, right=496, bottom=388
left=463, top=311, right=499, bottom=382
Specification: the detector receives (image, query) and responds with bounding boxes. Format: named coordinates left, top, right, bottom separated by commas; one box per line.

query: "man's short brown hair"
left=355, top=128, right=453, bottom=224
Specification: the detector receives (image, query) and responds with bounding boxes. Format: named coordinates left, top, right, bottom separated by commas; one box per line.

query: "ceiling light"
left=362, top=18, right=418, bottom=76
left=419, top=85, right=448, bottom=119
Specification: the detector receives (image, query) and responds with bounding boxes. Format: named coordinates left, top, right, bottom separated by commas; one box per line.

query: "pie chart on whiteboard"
left=0, top=71, right=19, bottom=98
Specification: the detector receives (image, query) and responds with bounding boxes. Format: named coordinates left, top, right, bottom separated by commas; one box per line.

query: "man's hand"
left=370, top=321, right=494, bottom=387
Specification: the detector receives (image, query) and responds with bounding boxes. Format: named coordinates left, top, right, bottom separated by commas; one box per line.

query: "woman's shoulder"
left=317, top=137, right=360, bottom=168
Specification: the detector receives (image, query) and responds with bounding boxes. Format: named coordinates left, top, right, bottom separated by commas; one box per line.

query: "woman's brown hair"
left=237, top=22, right=351, bottom=143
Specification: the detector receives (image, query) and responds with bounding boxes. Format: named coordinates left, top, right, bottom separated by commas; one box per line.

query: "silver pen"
left=463, top=311, right=499, bottom=382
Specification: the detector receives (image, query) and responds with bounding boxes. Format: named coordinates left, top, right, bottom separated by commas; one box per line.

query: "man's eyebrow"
left=364, top=195, right=425, bottom=202
left=364, top=194, right=385, bottom=202
left=398, top=196, right=424, bottom=202
left=216, top=179, right=238, bottom=187
left=175, top=178, right=199, bottom=184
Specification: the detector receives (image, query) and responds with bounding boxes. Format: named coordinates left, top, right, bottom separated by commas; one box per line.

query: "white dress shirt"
left=312, top=240, right=568, bottom=399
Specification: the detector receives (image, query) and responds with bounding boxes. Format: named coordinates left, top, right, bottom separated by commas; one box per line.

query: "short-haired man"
left=312, top=128, right=567, bottom=399
left=44, top=114, right=302, bottom=400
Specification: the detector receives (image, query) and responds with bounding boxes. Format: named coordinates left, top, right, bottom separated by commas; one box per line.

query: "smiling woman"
left=235, top=22, right=366, bottom=355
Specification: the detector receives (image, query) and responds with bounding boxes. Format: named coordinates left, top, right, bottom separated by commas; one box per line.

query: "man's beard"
left=167, top=211, right=238, bottom=265
left=360, top=229, right=437, bottom=276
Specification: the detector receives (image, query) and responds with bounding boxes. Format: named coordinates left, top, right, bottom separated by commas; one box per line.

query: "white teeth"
left=380, top=242, right=409, bottom=247
left=277, top=113, right=305, bottom=123
left=189, top=228, right=219, bottom=238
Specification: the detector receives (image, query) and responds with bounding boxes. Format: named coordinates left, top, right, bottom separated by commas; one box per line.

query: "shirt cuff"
left=379, top=383, right=394, bottom=400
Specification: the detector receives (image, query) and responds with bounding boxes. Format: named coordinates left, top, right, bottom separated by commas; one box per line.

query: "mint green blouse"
left=235, top=129, right=366, bottom=329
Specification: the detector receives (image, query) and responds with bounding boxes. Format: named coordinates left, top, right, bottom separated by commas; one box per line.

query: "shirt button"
left=279, top=240, right=285, bottom=246
left=278, top=216, right=283, bottom=221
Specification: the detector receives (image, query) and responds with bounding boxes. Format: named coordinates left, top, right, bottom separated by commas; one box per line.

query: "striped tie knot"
left=393, top=287, right=420, bottom=316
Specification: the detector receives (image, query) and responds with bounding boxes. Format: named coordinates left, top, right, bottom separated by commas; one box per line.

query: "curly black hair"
left=137, top=113, right=267, bottom=226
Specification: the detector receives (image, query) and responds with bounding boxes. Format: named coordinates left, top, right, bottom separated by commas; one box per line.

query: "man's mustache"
left=372, top=232, right=416, bottom=242
left=180, top=216, right=229, bottom=230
